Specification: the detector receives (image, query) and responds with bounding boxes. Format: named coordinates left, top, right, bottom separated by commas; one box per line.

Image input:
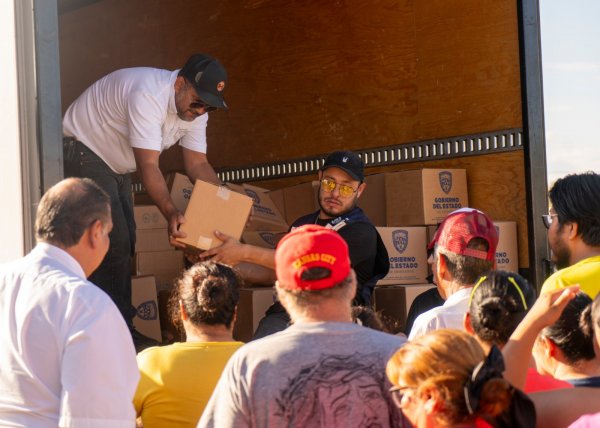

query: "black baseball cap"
left=179, top=53, right=228, bottom=109
left=321, top=151, right=365, bottom=182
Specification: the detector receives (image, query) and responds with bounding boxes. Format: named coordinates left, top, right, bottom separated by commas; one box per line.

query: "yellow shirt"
left=540, top=255, right=600, bottom=298
left=134, top=341, right=243, bottom=427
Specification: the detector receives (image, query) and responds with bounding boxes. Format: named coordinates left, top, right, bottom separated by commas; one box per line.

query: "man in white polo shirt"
left=63, top=53, right=228, bottom=349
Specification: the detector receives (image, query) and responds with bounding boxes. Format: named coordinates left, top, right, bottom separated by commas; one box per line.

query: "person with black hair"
left=531, top=292, right=600, bottom=387
left=464, top=271, right=571, bottom=392
left=540, top=172, right=600, bottom=298
left=198, top=150, right=389, bottom=339
left=63, top=53, right=228, bottom=350
left=134, top=261, right=243, bottom=427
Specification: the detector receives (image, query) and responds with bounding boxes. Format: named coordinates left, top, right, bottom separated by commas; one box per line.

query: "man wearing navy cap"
left=200, top=150, right=389, bottom=338
left=63, top=53, right=228, bottom=350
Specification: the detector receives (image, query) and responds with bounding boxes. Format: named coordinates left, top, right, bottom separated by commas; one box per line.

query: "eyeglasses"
left=389, top=386, right=415, bottom=409
left=320, top=178, right=359, bottom=198
left=190, top=101, right=216, bottom=112
left=541, top=214, right=559, bottom=229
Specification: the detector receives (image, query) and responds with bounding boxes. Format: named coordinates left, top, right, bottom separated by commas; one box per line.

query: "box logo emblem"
left=392, top=229, right=409, bottom=253
left=439, top=171, right=453, bottom=194
left=258, top=232, right=276, bottom=246
left=245, top=189, right=261, bottom=204
left=136, top=300, right=158, bottom=321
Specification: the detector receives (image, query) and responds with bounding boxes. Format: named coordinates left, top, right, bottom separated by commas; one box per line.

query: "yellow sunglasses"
left=320, top=178, right=359, bottom=198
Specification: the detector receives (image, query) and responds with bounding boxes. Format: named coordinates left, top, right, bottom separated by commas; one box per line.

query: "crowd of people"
left=0, top=53, right=599, bottom=428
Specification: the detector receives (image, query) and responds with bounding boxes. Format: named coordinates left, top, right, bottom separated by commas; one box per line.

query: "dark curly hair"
left=168, top=261, right=241, bottom=331
left=541, top=292, right=595, bottom=364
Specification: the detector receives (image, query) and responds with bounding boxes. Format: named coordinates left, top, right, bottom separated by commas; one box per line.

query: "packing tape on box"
left=217, top=186, right=231, bottom=200
left=197, top=236, right=213, bottom=249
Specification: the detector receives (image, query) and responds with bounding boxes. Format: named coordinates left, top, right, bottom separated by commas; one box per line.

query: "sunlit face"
left=318, top=167, right=363, bottom=219
left=392, top=386, right=429, bottom=428
left=174, top=77, right=212, bottom=122
left=91, top=213, right=113, bottom=276
left=547, top=208, right=571, bottom=269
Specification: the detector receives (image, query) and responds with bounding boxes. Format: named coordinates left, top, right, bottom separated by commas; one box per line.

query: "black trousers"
left=63, top=138, right=136, bottom=328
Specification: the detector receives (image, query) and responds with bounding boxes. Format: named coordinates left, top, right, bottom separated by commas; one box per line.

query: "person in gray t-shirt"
left=198, top=225, right=406, bottom=428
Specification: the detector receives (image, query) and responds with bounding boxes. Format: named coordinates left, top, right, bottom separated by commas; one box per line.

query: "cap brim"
left=195, top=88, right=228, bottom=110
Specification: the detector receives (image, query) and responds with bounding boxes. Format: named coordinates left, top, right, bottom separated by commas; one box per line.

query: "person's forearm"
left=234, top=262, right=276, bottom=286
left=187, top=161, right=220, bottom=185
left=140, top=164, right=178, bottom=218
left=501, top=318, right=540, bottom=389
left=241, top=246, right=276, bottom=269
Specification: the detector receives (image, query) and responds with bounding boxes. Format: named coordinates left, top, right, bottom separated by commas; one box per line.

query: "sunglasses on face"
left=320, top=178, right=359, bottom=198
left=541, top=213, right=559, bottom=229
left=190, top=101, right=216, bottom=112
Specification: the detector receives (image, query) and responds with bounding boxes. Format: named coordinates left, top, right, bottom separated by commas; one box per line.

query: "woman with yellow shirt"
left=134, top=261, right=243, bottom=427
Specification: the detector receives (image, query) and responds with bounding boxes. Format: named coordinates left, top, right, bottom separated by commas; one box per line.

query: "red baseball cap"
left=275, top=225, right=351, bottom=290
left=428, top=208, right=499, bottom=261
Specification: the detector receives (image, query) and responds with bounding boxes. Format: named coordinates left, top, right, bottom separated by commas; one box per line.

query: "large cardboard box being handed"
left=177, top=180, right=253, bottom=251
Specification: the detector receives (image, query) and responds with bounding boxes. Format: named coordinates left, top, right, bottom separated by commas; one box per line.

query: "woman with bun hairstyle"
left=464, top=271, right=571, bottom=392
left=532, top=292, right=600, bottom=387
left=134, top=261, right=243, bottom=427
left=386, top=329, right=535, bottom=428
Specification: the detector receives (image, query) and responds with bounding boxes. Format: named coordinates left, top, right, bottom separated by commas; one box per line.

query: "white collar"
left=443, top=287, right=472, bottom=306
left=33, top=242, right=86, bottom=279
left=168, top=70, right=179, bottom=115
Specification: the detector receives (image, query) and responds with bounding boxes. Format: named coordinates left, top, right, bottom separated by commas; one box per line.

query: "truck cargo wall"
left=59, top=0, right=522, bottom=168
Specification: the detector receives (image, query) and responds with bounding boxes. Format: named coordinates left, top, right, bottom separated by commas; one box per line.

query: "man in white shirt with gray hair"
left=0, top=178, right=139, bottom=427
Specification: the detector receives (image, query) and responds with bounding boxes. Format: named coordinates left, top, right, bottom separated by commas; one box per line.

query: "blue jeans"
left=63, top=138, right=136, bottom=328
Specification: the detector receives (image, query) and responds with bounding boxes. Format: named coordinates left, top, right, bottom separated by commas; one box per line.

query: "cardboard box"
left=385, top=169, right=468, bottom=226
left=168, top=173, right=194, bottom=213
left=136, top=228, right=173, bottom=252
left=358, top=173, right=386, bottom=226
left=135, top=250, right=185, bottom=290
left=228, top=183, right=288, bottom=232
left=402, top=283, right=438, bottom=314
left=131, top=275, right=162, bottom=343
left=495, top=221, right=519, bottom=272
left=268, top=189, right=286, bottom=221
left=134, top=205, right=168, bottom=230
left=377, top=227, right=428, bottom=285
left=178, top=180, right=253, bottom=250
left=242, top=231, right=285, bottom=249
left=232, top=287, right=275, bottom=342
left=281, top=181, right=320, bottom=224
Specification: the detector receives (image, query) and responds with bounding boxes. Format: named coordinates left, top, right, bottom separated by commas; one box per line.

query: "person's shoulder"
left=409, top=306, right=445, bottom=338
left=539, top=258, right=598, bottom=294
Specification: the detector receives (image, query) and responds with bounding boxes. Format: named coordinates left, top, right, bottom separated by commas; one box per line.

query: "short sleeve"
left=127, top=90, right=164, bottom=151
left=180, top=115, right=208, bottom=154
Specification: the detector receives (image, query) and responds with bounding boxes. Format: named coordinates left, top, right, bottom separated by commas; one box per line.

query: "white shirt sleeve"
left=58, top=292, right=139, bottom=428
left=127, top=90, right=164, bottom=152
left=180, top=114, right=208, bottom=154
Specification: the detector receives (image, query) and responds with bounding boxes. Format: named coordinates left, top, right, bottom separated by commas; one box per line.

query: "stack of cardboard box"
left=131, top=203, right=184, bottom=344
left=358, top=169, right=519, bottom=333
